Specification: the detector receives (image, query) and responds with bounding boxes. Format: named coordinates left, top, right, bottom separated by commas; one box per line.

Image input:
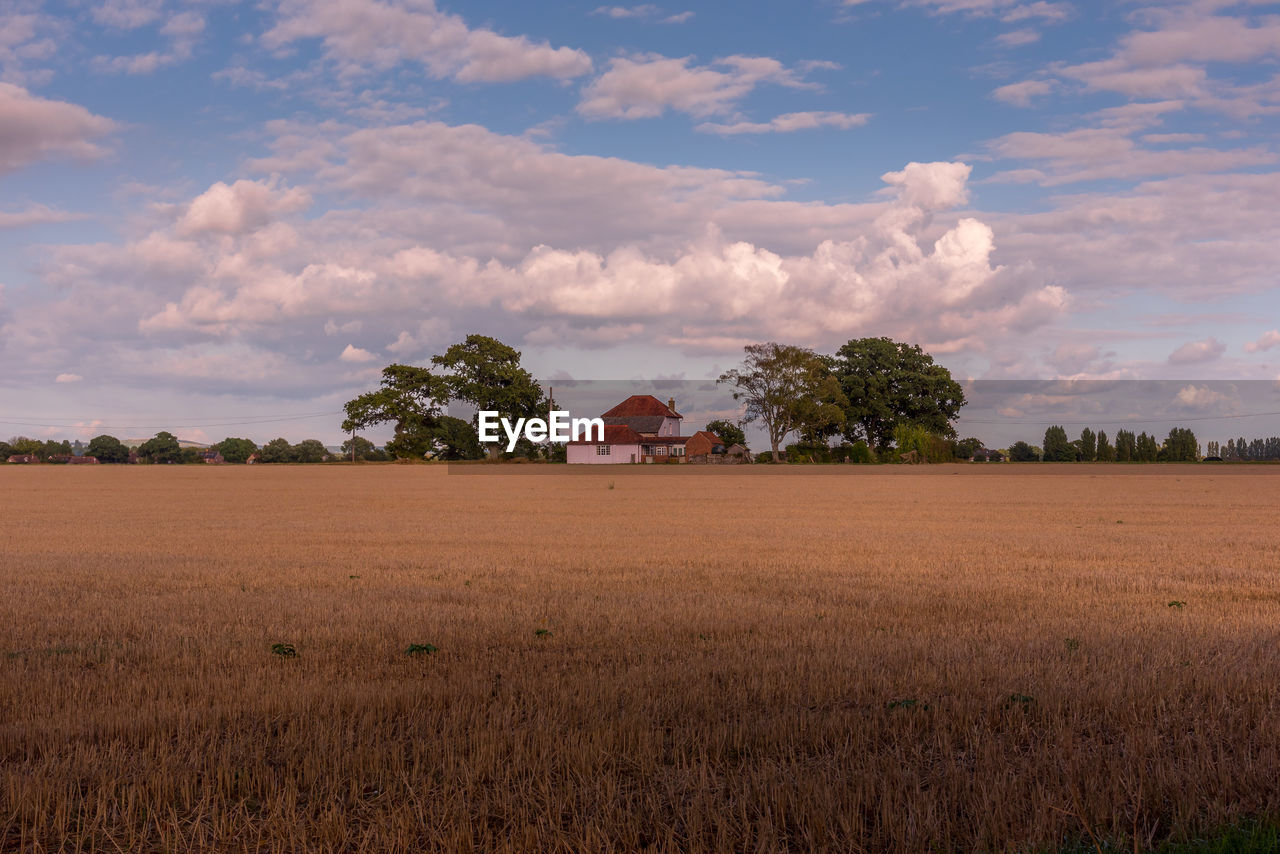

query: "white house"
left=566, top=395, right=723, bottom=464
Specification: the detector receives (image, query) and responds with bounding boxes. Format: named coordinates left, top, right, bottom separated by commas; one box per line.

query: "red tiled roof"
left=692, top=431, right=723, bottom=445
left=601, top=395, right=680, bottom=418
left=567, top=424, right=643, bottom=445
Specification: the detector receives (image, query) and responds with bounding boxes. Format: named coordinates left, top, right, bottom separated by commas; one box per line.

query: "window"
left=596, top=445, right=611, bottom=456
left=654, top=445, right=667, bottom=455
left=672, top=446, right=685, bottom=456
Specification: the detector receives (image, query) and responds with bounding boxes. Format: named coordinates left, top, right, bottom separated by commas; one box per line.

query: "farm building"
left=567, top=395, right=724, bottom=464
left=6, top=455, right=41, bottom=464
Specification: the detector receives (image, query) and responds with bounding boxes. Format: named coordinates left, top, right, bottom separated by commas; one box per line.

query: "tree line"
left=1205, top=437, right=1280, bottom=461
left=1, top=433, right=347, bottom=464
left=1005, top=426, right=1200, bottom=463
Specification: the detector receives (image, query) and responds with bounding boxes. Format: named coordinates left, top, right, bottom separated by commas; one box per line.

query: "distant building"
left=198, top=450, right=225, bottom=464
left=6, top=455, right=40, bottom=464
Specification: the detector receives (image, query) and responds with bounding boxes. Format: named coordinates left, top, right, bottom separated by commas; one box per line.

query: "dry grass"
left=2, top=464, right=1279, bottom=853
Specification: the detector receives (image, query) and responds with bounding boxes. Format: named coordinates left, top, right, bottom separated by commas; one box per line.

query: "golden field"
left=2, top=464, right=1279, bottom=853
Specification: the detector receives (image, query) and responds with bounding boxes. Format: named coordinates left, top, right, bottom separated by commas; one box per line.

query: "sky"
left=3, top=0, right=1280, bottom=446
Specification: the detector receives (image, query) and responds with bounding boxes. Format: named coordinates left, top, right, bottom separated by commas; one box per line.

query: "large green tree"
left=215, top=437, right=258, bottom=463
left=87, top=434, right=130, bottom=463
left=831, top=337, right=965, bottom=450
left=343, top=364, right=455, bottom=460
left=1009, top=441, right=1039, bottom=462
left=1163, top=427, right=1198, bottom=462
left=1079, top=428, right=1097, bottom=461
left=432, top=335, right=542, bottom=456
left=718, top=342, right=846, bottom=463
left=294, top=439, right=329, bottom=463
left=259, top=438, right=296, bottom=463
left=1095, top=430, right=1115, bottom=462
left=138, top=432, right=181, bottom=464
left=1042, top=425, right=1075, bottom=462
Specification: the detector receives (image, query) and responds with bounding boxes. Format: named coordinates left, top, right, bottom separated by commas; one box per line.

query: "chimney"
left=668, top=397, right=676, bottom=413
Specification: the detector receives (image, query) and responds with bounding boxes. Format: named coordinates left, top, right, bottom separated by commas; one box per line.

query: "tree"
left=1009, top=441, right=1039, bottom=462
left=0, top=440, right=12, bottom=460
left=1163, top=427, right=1198, bottom=462
left=431, top=416, right=483, bottom=460
left=831, top=337, right=965, bottom=450
left=893, top=423, right=952, bottom=463
left=1115, top=429, right=1135, bottom=462
left=953, top=437, right=984, bottom=461
left=1043, top=425, right=1075, bottom=462
left=341, top=435, right=376, bottom=461
left=40, top=439, right=72, bottom=460
left=138, top=431, right=181, bottom=464
left=343, top=363, right=463, bottom=459
left=1135, top=431, right=1160, bottom=462
left=718, top=342, right=846, bottom=463
left=10, top=437, right=41, bottom=456
left=259, top=438, right=295, bottom=463
left=432, top=335, right=542, bottom=456
left=1095, top=430, right=1115, bottom=462
left=179, top=447, right=204, bottom=464
left=1079, top=428, right=1096, bottom=462
left=215, top=437, right=258, bottom=463
left=294, top=439, right=329, bottom=463
left=704, top=419, right=747, bottom=450
left=87, top=434, right=130, bottom=463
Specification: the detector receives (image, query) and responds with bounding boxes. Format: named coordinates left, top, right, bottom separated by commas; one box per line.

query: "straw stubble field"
left=2, top=464, right=1279, bottom=852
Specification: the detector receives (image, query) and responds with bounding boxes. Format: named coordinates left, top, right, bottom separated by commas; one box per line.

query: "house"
left=6, top=454, right=40, bottom=464
left=567, top=395, right=722, bottom=464
left=198, top=450, right=225, bottom=464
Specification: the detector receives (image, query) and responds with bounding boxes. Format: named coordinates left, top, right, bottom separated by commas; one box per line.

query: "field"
left=2, top=464, right=1279, bottom=853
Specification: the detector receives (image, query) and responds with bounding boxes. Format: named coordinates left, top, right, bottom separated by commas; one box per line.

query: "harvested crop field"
left=2, top=464, right=1279, bottom=852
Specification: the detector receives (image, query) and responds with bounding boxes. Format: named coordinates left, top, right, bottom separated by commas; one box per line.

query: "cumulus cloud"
left=129, top=158, right=1063, bottom=360
left=55, top=372, right=83, bottom=383
left=178, top=179, right=312, bottom=236
left=1172, top=384, right=1230, bottom=411
left=1244, top=330, right=1280, bottom=353
left=1167, top=337, right=1225, bottom=364
left=578, top=53, right=824, bottom=119
left=0, top=82, right=115, bottom=175
left=262, top=0, right=592, bottom=83
left=339, top=344, right=377, bottom=362
left=696, top=111, right=871, bottom=135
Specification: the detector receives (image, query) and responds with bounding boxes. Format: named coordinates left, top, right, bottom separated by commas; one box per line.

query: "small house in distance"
left=567, top=395, right=723, bottom=464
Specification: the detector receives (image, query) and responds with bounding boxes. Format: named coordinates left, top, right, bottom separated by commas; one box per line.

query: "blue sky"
left=3, top=0, right=1280, bottom=445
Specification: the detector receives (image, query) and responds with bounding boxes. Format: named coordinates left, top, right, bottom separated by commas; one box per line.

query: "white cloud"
left=992, top=79, right=1054, bottom=106
left=339, top=344, right=377, bottom=362
left=0, top=82, right=115, bottom=175
left=178, top=179, right=311, bottom=236
left=0, top=204, right=84, bottom=228
left=696, top=111, right=870, bottom=135
left=1167, top=336, right=1225, bottom=365
left=985, top=122, right=1276, bottom=185
left=130, top=158, right=1063, bottom=359
left=1244, top=330, right=1280, bottom=353
left=1173, top=384, right=1229, bottom=411
left=55, top=373, right=83, bottom=383
left=262, top=0, right=592, bottom=83
left=578, top=53, right=823, bottom=120
left=995, top=29, right=1040, bottom=47
left=591, top=5, right=659, bottom=18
